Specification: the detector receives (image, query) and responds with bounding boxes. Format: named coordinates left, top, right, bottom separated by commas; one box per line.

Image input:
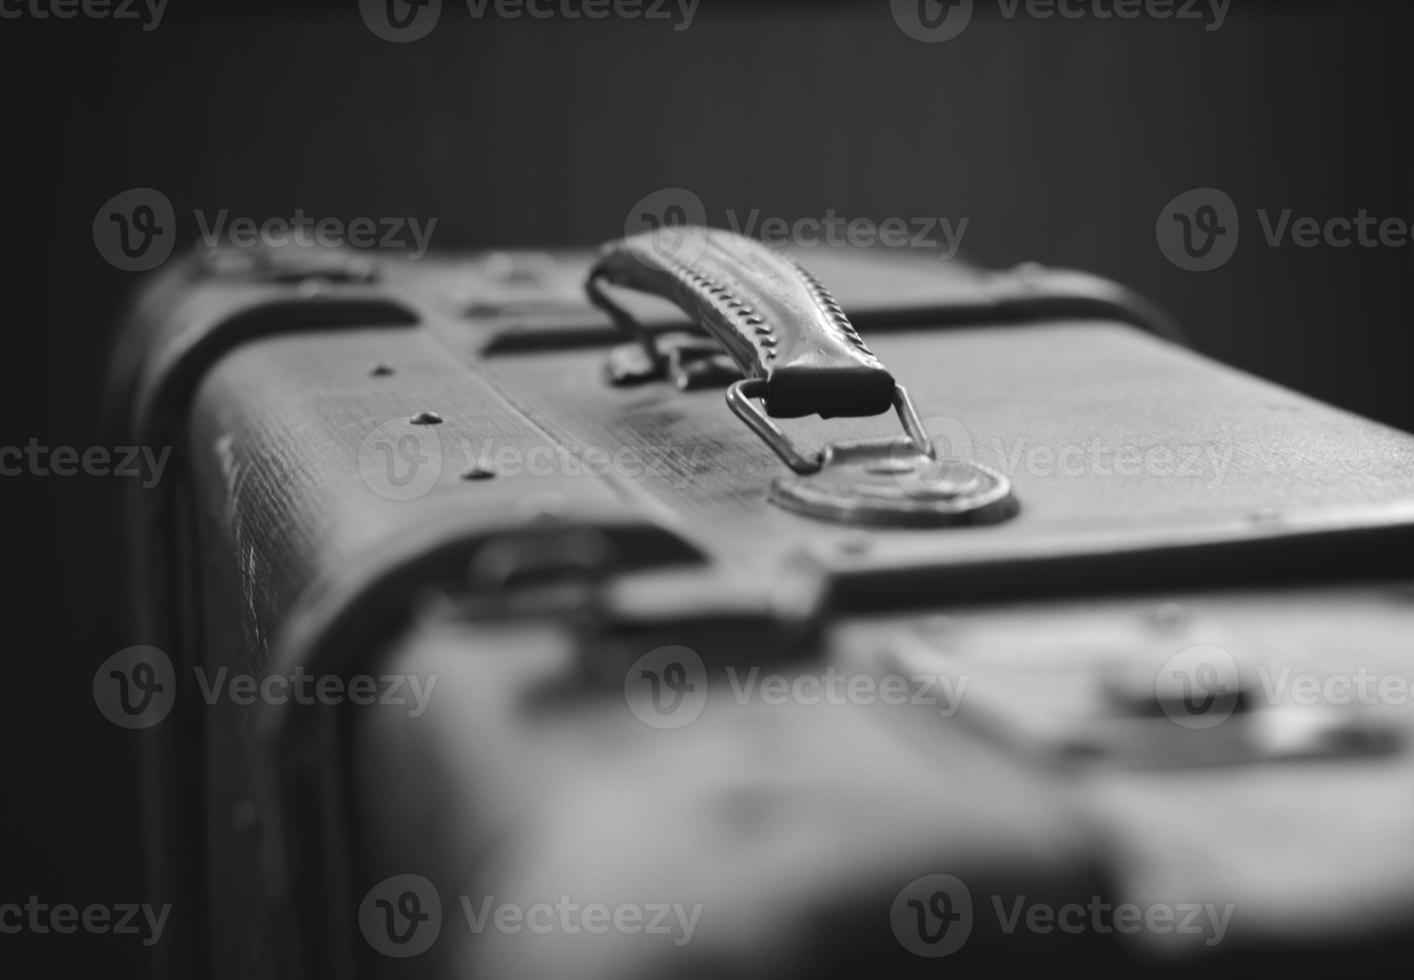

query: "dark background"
left=2, top=0, right=1411, bottom=975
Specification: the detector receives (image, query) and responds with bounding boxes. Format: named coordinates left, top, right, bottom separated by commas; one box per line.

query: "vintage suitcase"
left=110, top=229, right=1414, bottom=980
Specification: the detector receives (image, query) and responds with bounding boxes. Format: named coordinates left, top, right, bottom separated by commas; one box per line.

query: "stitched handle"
left=588, top=228, right=896, bottom=418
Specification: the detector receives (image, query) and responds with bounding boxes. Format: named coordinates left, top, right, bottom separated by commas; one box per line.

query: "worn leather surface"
left=348, top=584, right=1414, bottom=978
left=118, top=243, right=1414, bottom=978
left=475, top=319, right=1414, bottom=595
left=350, top=620, right=1112, bottom=979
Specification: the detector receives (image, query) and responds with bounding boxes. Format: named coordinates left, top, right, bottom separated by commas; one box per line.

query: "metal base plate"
left=769, top=439, right=1019, bottom=527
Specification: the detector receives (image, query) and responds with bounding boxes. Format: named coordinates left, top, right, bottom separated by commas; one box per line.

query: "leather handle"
left=588, top=228, right=896, bottom=419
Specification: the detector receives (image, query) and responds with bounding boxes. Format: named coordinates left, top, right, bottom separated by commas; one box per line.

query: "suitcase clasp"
left=731, top=379, right=1017, bottom=528
left=587, top=227, right=1020, bottom=527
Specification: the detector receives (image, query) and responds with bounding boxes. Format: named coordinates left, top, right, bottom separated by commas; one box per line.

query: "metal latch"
left=587, top=227, right=1019, bottom=528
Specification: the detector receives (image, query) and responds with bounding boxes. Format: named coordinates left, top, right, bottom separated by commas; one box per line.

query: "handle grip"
left=588, top=228, right=896, bottom=419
